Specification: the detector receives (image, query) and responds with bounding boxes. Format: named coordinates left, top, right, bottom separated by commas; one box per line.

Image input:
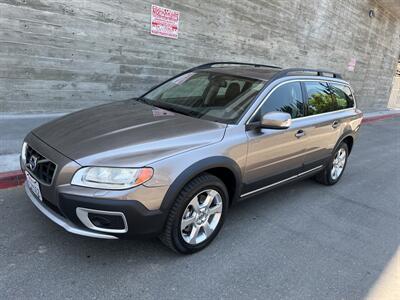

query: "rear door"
left=243, top=81, right=309, bottom=194
left=299, top=81, right=343, bottom=170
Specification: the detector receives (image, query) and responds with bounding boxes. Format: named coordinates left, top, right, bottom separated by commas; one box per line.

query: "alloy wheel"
left=331, top=147, right=346, bottom=180
left=180, top=189, right=223, bottom=245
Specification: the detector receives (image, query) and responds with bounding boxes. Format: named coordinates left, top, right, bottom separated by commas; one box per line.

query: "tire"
left=315, top=142, right=349, bottom=186
left=159, top=173, right=229, bottom=254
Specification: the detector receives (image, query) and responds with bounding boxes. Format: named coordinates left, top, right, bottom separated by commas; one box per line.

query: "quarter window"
left=304, top=82, right=335, bottom=115
left=330, top=84, right=355, bottom=109
left=259, top=82, right=304, bottom=119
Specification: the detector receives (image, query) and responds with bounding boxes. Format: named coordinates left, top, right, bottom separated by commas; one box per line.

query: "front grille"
left=25, top=145, right=56, bottom=185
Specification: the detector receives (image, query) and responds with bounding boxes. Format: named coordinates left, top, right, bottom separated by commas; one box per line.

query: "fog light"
left=76, top=207, right=128, bottom=233
left=88, top=213, right=125, bottom=230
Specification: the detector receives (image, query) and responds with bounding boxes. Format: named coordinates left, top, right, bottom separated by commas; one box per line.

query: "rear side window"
left=260, top=82, right=304, bottom=119
left=330, top=84, right=355, bottom=109
left=304, top=82, right=335, bottom=115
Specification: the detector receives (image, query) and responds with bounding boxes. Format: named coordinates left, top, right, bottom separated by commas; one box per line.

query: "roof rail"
left=272, top=68, right=342, bottom=80
left=190, top=61, right=282, bottom=71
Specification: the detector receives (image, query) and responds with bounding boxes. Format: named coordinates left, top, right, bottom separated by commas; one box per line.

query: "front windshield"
left=140, top=71, right=266, bottom=124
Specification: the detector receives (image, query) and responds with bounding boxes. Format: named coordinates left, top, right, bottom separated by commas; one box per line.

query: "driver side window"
left=260, top=82, right=304, bottom=119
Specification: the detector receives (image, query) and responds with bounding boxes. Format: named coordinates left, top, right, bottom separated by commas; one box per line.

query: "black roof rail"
left=189, top=61, right=282, bottom=71
left=271, top=68, right=342, bottom=80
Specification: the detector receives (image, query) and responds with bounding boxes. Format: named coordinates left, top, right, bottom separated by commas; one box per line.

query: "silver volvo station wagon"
left=22, top=62, right=363, bottom=253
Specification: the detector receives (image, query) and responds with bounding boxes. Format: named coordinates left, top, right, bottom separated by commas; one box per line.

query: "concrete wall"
left=0, top=0, right=399, bottom=113
left=388, top=62, right=400, bottom=108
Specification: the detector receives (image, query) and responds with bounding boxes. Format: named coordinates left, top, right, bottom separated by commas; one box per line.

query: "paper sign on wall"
left=150, top=5, right=180, bottom=39
left=347, top=58, right=357, bottom=72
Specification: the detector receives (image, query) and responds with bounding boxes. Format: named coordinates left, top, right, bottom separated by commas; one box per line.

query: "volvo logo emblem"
left=27, top=155, right=38, bottom=171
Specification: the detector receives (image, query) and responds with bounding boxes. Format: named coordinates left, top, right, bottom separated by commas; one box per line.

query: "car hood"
left=33, top=100, right=226, bottom=167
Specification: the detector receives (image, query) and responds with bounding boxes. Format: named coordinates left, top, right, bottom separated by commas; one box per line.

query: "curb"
left=0, top=170, right=26, bottom=189
left=361, top=112, right=400, bottom=124
left=1, top=112, right=399, bottom=190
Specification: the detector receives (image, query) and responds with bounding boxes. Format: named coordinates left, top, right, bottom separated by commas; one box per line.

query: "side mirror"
left=261, top=112, right=292, bottom=129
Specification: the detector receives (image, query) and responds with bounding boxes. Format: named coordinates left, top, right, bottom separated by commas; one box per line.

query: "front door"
left=243, top=81, right=308, bottom=194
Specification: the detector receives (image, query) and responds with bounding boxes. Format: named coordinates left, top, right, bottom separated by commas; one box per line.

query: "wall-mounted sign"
left=150, top=4, right=180, bottom=39
left=347, top=58, right=357, bottom=72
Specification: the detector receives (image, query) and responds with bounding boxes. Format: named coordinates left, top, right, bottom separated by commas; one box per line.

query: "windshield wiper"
left=153, top=102, right=190, bottom=116
left=136, top=97, right=152, bottom=105
left=136, top=97, right=200, bottom=118
left=135, top=97, right=180, bottom=114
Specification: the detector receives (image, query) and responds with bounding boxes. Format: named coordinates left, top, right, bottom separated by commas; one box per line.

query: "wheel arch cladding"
left=160, top=156, right=242, bottom=212
left=336, top=133, right=354, bottom=155
left=342, top=136, right=354, bottom=154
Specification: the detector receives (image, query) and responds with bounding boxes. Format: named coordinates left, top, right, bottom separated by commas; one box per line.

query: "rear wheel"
left=315, top=142, right=349, bottom=185
left=160, top=173, right=228, bottom=254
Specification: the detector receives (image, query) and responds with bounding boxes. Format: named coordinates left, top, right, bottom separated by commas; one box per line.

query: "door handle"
left=332, top=120, right=340, bottom=128
left=295, top=129, right=305, bottom=138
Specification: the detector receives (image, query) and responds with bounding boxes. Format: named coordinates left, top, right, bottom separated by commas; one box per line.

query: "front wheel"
left=160, top=173, right=228, bottom=254
left=315, top=142, right=349, bottom=185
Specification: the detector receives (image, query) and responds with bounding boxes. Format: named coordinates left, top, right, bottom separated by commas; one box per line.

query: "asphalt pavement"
left=0, top=117, right=399, bottom=299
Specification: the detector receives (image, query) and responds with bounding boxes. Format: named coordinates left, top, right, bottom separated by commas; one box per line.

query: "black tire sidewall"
left=172, top=176, right=229, bottom=254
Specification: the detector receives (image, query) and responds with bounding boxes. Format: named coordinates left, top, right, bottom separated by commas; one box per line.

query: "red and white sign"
left=150, top=5, right=180, bottom=39
left=347, top=58, right=357, bottom=72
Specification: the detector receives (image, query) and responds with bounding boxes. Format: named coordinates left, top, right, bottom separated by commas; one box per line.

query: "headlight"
left=71, top=167, right=153, bottom=190
left=21, top=142, right=28, bottom=163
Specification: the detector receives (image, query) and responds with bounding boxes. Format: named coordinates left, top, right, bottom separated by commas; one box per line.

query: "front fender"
left=159, top=156, right=242, bottom=212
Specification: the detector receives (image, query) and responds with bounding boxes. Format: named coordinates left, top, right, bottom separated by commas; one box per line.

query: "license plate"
left=25, top=171, right=42, bottom=201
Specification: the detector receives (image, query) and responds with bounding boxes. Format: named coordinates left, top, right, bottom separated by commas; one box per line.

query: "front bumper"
left=22, top=133, right=169, bottom=239
left=25, top=182, right=167, bottom=239
left=25, top=183, right=117, bottom=239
